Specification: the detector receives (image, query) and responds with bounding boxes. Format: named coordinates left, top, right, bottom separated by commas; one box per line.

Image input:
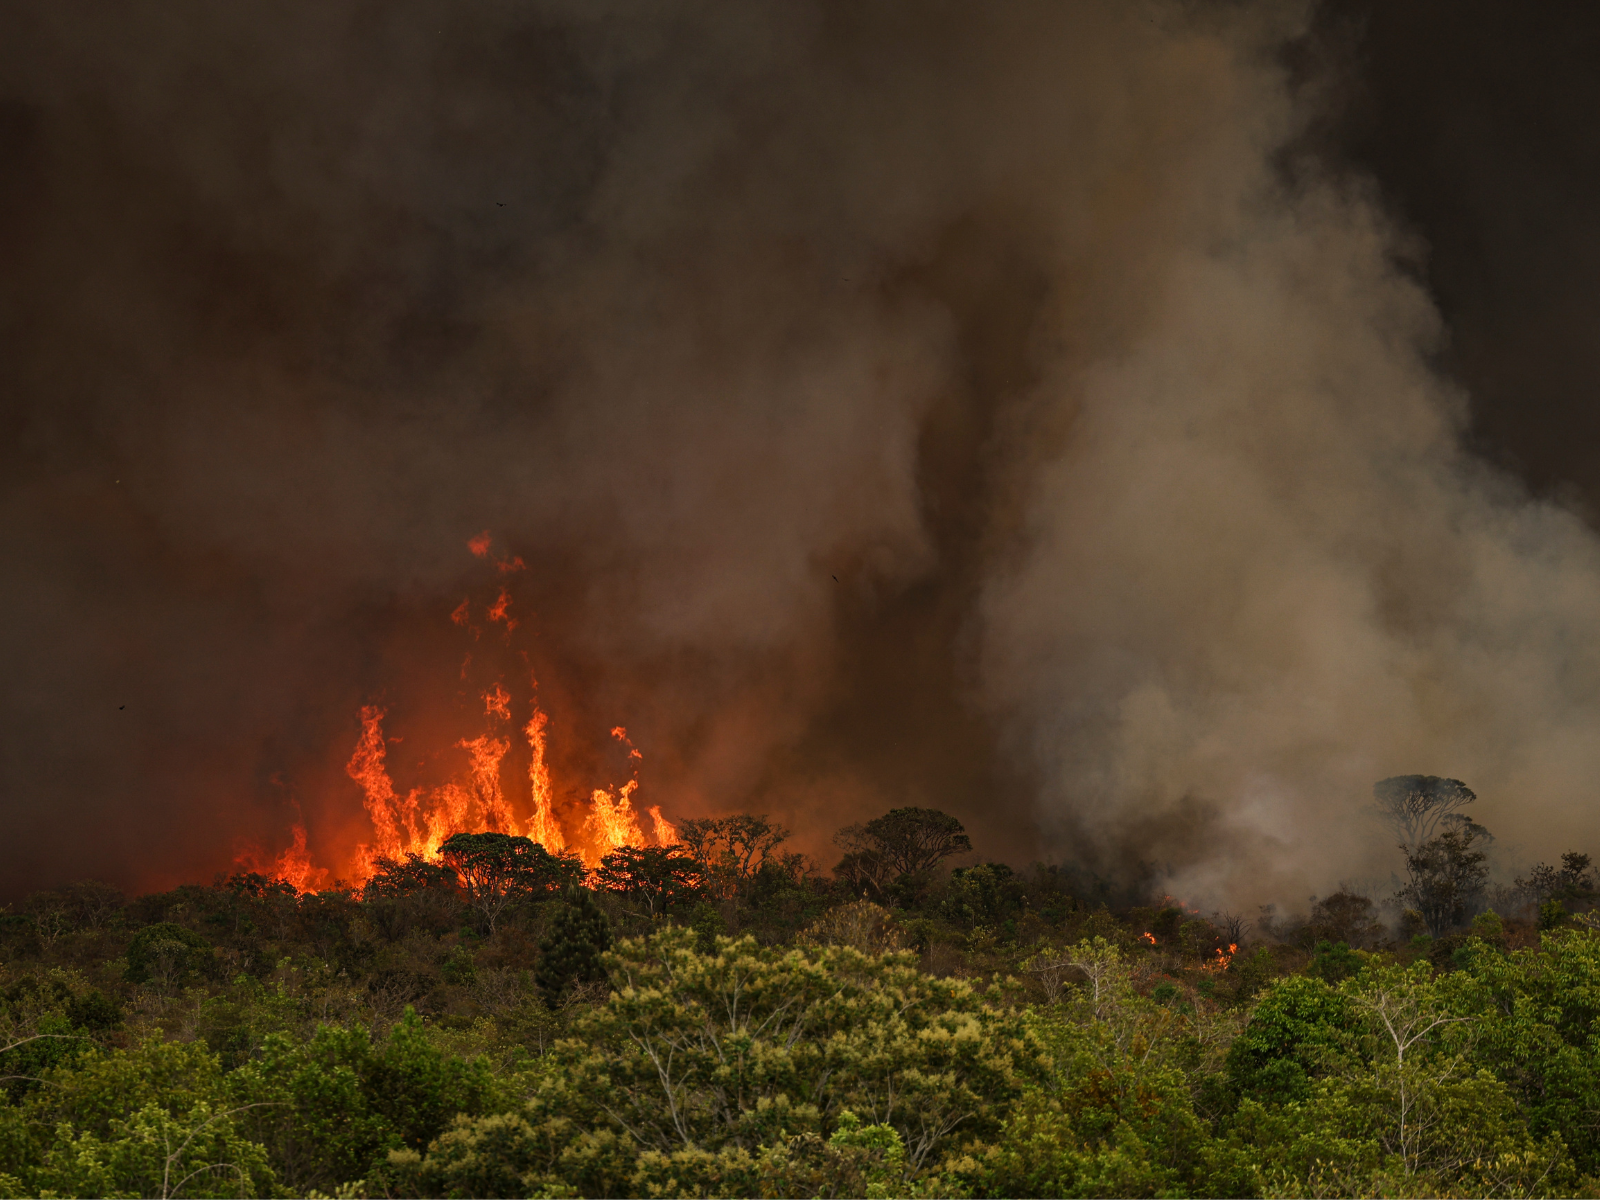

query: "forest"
left=1, top=786, right=1598, bottom=1199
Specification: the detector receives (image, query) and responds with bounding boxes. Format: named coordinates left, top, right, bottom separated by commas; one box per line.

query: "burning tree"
left=1373, top=775, right=1477, bottom=848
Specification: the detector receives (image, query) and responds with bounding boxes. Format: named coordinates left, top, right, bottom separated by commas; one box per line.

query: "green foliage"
left=229, top=1007, right=493, bottom=1194
left=409, top=927, right=1046, bottom=1195
left=1307, top=940, right=1363, bottom=984
left=1225, top=974, right=1353, bottom=1106
left=20, top=829, right=1600, bottom=1198
left=940, top=863, right=1022, bottom=928
left=30, top=1100, right=276, bottom=1200
left=124, top=922, right=214, bottom=988
left=535, top=888, right=613, bottom=1004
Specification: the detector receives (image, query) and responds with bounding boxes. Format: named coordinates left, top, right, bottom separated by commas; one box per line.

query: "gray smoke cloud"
left=1, top=1, right=1595, bottom=902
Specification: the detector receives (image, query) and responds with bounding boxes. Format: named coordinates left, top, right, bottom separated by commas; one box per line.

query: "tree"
left=534, top=887, right=613, bottom=1004
left=676, top=814, right=792, bottom=899
left=362, top=854, right=459, bottom=900
left=1373, top=775, right=1476, bottom=848
left=1515, top=851, right=1595, bottom=907
left=125, top=923, right=213, bottom=991
left=1396, top=816, right=1492, bottom=937
left=593, top=845, right=704, bottom=916
left=834, top=807, right=972, bottom=898
left=409, top=926, right=1045, bottom=1195
left=1305, top=890, right=1384, bottom=949
left=231, top=1009, right=492, bottom=1195
left=438, top=832, right=584, bottom=933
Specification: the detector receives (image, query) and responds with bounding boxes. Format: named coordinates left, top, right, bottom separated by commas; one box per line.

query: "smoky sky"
left=4, top=1, right=1600, bottom=904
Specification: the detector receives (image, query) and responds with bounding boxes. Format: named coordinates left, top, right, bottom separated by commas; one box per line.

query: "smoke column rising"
left=2, top=1, right=1598, bottom=903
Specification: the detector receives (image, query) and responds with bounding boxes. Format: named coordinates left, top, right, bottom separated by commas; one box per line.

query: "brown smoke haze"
left=3, top=1, right=1598, bottom=905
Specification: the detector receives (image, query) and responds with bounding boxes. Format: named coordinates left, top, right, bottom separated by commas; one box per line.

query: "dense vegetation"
left=2, top=806, right=1599, bottom=1198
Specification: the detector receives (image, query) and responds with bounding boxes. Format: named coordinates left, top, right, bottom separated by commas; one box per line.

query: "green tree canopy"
left=535, top=887, right=613, bottom=1004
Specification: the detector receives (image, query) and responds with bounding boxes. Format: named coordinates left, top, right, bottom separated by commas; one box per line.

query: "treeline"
left=1, top=802, right=1599, bottom=1196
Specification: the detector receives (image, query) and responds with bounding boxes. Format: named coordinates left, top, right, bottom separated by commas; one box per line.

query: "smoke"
left=2, top=1, right=1597, bottom=904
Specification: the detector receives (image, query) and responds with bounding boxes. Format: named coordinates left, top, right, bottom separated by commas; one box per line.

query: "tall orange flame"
left=458, top=734, right=512, bottom=832
left=583, top=782, right=647, bottom=866
left=347, top=705, right=405, bottom=868
left=290, top=533, right=665, bottom=887
left=273, top=823, right=330, bottom=893
left=524, top=707, right=564, bottom=852
left=647, top=804, right=678, bottom=846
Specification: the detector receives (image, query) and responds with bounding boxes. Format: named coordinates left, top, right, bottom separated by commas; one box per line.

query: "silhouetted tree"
left=834, top=807, right=972, bottom=899
left=535, top=888, right=612, bottom=1004
left=1515, top=851, right=1595, bottom=906
left=675, top=814, right=791, bottom=899
left=593, top=845, right=704, bottom=915
left=363, top=855, right=459, bottom=900
left=439, top=832, right=584, bottom=933
left=1396, top=815, right=1492, bottom=937
left=1373, top=775, right=1476, bottom=847
left=1306, top=890, right=1384, bottom=950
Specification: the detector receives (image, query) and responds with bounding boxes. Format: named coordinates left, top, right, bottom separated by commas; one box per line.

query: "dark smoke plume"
left=3, top=2, right=1598, bottom=906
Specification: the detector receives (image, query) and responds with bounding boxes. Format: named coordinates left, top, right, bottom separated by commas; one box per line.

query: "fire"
left=457, top=733, right=513, bottom=832
left=274, top=824, right=329, bottom=893
left=347, top=705, right=406, bottom=866
left=1141, top=931, right=1157, bottom=945
left=524, top=708, right=564, bottom=851
left=583, top=782, right=647, bottom=866
left=1205, top=942, right=1239, bottom=973
left=277, top=531, right=666, bottom=888
left=235, top=821, right=329, bottom=894
left=486, top=587, right=516, bottom=631
left=648, top=804, right=678, bottom=845
left=484, top=683, right=511, bottom=720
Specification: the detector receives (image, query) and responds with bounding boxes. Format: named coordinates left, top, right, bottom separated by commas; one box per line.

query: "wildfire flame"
left=1206, top=942, right=1239, bottom=972
left=523, top=708, right=564, bottom=851
left=648, top=804, right=678, bottom=845
left=271, top=532, right=671, bottom=888
left=486, top=587, right=516, bottom=631
left=583, top=781, right=647, bottom=866
left=1141, top=931, right=1157, bottom=945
